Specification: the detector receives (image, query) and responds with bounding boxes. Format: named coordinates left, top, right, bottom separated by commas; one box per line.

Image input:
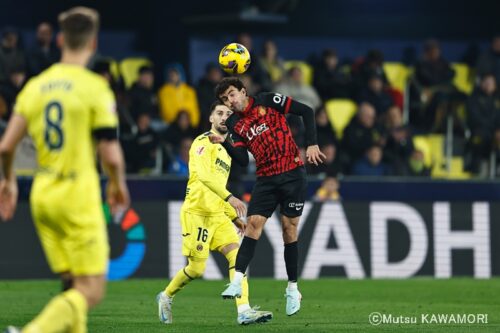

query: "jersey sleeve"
left=191, top=138, right=232, bottom=200
left=228, top=132, right=246, bottom=148
left=224, top=201, right=238, bottom=221
left=13, top=79, right=35, bottom=120
left=90, top=82, right=118, bottom=130
left=225, top=113, right=247, bottom=148
left=257, top=92, right=293, bottom=114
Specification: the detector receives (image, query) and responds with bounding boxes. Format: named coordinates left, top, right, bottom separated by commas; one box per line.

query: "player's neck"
left=211, top=128, right=228, bottom=139
left=60, top=49, right=93, bottom=67
left=242, top=97, right=249, bottom=110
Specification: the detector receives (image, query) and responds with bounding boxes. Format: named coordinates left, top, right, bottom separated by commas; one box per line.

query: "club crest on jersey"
left=246, top=123, right=269, bottom=141
left=196, top=146, right=205, bottom=155
left=258, top=106, right=267, bottom=116
left=196, top=244, right=203, bottom=251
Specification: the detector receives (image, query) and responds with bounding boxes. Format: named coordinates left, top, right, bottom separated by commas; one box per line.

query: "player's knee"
left=73, top=275, right=106, bottom=308
left=246, top=217, right=265, bottom=239
left=185, top=259, right=206, bottom=279
left=87, top=284, right=106, bottom=307
left=282, top=226, right=298, bottom=242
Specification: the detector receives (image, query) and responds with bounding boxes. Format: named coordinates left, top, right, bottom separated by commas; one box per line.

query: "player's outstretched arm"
left=0, top=114, right=27, bottom=221
left=287, top=99, right=326, bottom=165
left=227, top=195, right=247, bottom=218
left=208, top=134, right=249, bottom=166
left=97, top=139, right=130, bottom=216
left=306, top=145, right=327, bottom=166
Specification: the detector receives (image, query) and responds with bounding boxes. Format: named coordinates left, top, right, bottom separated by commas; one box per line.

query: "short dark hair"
left=214, top=77, right=245, bottom=101
left=58, top=7, right=99, bottom=50
left=210, top=100, right=226, bottom=113
left=138, top=65, right=153, bottom=75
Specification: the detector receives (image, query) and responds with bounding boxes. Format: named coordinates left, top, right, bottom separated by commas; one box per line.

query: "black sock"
left=235, top=236, right=258, bottom=273
left=284, top=241, right=298, bottom=282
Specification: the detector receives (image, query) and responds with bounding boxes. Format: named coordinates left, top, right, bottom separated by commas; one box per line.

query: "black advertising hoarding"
left=0, top=201, right=498, bottom=279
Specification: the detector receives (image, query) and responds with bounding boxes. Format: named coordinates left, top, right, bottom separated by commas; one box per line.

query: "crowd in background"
left=1, top=25, right=500, bottom=199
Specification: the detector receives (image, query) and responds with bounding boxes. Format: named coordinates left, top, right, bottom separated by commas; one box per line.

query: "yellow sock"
left=165, top=268, right=192, bottom=297
left=225, top=248, right=249, bottom=307
left=22, top=289, right=87, bottom=333
left=165, top=258, right=205, bottom=297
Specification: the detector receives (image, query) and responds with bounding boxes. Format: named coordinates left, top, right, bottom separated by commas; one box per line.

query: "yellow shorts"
left=30, top=177, right=109, bottom=276
left=181, top=209, right=240, bottom=259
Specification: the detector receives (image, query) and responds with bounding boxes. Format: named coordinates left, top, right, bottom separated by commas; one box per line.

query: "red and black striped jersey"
left=225, top=92, right=304, bottom=177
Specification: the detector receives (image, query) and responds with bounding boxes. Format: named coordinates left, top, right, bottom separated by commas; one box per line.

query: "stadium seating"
left=119, top=57, right=153, bottom=89
left=414, top=134, right=471, bottom=179
left=383, top=62, right=412, bottom=92
left=451, top=63, right=474, bottom=94
left=412, top=135, right=432, bottom=167
left=284, top=60, right=313, bottom=85
left=325, top=99, right=357, bottom=139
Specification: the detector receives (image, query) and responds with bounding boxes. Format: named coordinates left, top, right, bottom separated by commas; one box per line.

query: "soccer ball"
left=218, top=43, right=251, bottom=74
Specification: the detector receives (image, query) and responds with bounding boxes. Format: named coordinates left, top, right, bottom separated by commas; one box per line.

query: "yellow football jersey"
left=183, top=132, right=237, bottom=220
left=14, top=63, right=117, bottom=197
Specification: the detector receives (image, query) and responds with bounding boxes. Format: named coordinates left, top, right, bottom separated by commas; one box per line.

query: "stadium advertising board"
left=1, top=201, right=498, bottom=279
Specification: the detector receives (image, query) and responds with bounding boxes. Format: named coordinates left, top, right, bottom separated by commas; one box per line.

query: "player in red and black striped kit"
left=212, top=77, right=325, bottom=316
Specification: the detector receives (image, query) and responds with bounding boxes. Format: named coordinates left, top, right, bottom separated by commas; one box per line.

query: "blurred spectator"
left=313, top=176, right=340, bottom=202
left=410, top=39, right=462, bottom=133
left=352, top=145, right=391, bottom=176
left=196, top=63, right=223, bottom=132
left=163, top=110, right=197, bottom=148
left=342, top=102, right=385, bottom=170
left=307, top=143, right=339, bottom=176
left=351, top=49, right=389, bottom=90
left=415, top=39, right=455, bottom=87
left=168, top=137, right=192, bottom=176
left=476, top=36, right=500, bottom=87
left=240, top=74, right=258, bottom=96
left=315, top=105, right=338, bottom=146
left=357, top=72, right=394, bottom=116
left=0, top=27, right=26, bottom=83
left=259, top=39, right=286, bottom=84
left=276, top=66, right=322, bottom=147
left=236, top=33, right=272, bottom=92
left=126, top=113, right=160, bottom=174
left=465, top=73, right=500, bottom=174
left=0, top=66, right=26, bottom=121
left=383, top=105, right=414, bottom=170
left=158, top=63, right=200, bottom=127
left=92, top=60, right=134, bottom=136
left=396, top=150, right=431, bottom=177
left=275, top=66, right=321, bottom=110
left=313, top=48, right=352, bottom=99
left=128, top=65, right=160, bottom=121
left=26, top=22, right=60, bottom=77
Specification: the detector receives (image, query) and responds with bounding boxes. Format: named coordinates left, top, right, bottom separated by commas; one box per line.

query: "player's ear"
left=56, top=32, right=64, bottom=49
left=89, top=36, right=97, bottom=52
left=241, top=87, right=247, bottom=97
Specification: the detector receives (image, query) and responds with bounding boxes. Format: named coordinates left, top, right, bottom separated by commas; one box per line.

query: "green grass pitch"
left=0, top=278, right=499, bottom=332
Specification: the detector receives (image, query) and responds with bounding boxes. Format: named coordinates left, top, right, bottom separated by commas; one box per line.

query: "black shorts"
left=247, top=166, right=307, bottom=218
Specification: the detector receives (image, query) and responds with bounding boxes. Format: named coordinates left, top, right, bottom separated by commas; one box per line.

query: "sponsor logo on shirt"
left=246, top=123, right=269, bottom=141
left=215, top=157, right=230, bottom=172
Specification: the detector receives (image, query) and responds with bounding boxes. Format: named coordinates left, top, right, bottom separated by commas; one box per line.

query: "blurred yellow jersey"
left=14, top=63, right=118, bottom=275
left=183, top=132, right=237, bottom=220
left=14, top=63, right=117, bottom=201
